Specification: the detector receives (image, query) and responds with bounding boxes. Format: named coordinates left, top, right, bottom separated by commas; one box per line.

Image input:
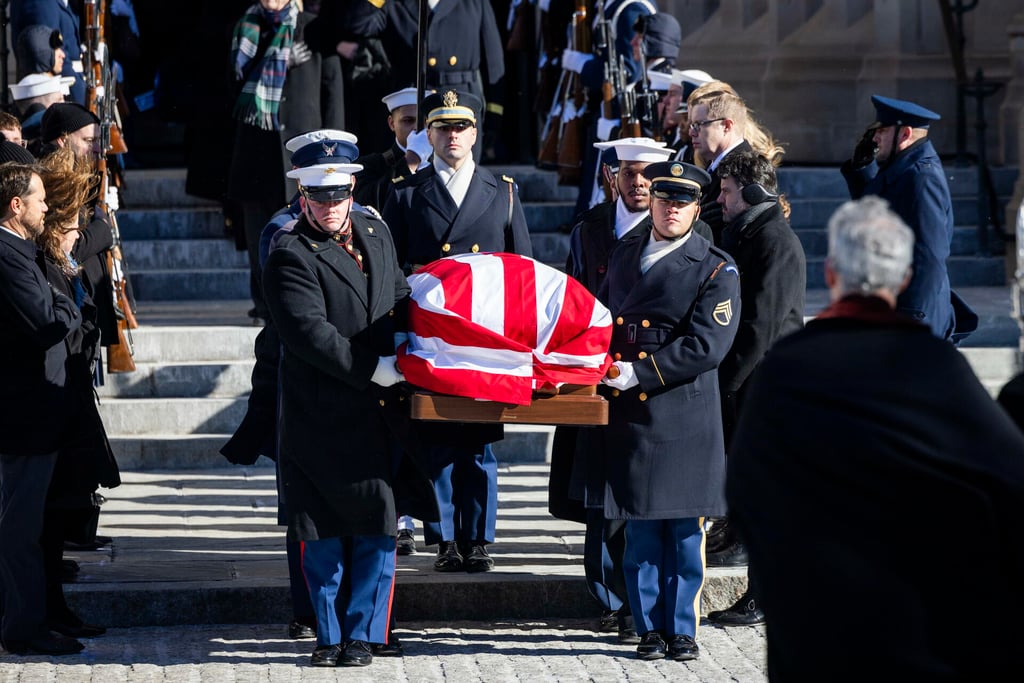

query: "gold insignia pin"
left=324, top=167, right=336, bottom=175
left=443, top=90, right=458, bottom=108
left=713, top=300, right=733, bottom=326
left=670, top=163, right=683, bottom=177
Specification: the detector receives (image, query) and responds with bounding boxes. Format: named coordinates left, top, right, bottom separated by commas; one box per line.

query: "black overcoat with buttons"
left=595, top=226, right=741, bottom=520
left=381, top=164, right=532, bottom=272
left=262, top=211, right=411, bottom=541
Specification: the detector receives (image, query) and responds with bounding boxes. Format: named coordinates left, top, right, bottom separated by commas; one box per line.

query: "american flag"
left=397, top=253, right=613, bottom=406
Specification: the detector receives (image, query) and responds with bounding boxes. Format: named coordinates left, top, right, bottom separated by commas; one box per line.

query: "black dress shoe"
left=396, top=529, right=417, bottom=556
left=434, top=541, right=464, bottom=572
left=339, top=639, right=373, bottom=666
left=309, top=644, right=342, bottom=667
left=704, top=518, right=734, bottom=554
left=288, top=619, right=316, bottom=640
left=49, top=621, right=106, bottom=638
left=667, top=634, right=700, bottom=661
left=707, top=590, right=766, bottom=626
left=598, top=609, right=618, bottom=632
left=706, top=541, right=748, bottom=567
left=617, top=625, right=640, bottom=644
left=636, top=631, right=666, bottom=660
left=4, top=632, right=84, bottom=656
left=463, top=543, right=494, bottom=573
left=372, top=633, right=404, bottom=657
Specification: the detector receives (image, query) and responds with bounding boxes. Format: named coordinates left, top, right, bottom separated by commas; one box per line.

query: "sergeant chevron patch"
left=713, top=300, right=733, bottom=326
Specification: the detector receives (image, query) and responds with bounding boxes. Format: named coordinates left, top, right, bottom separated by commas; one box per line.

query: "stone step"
left=119, top=207, right=228, bottom=241
left=97, top=360, right=255, bottom=399
left=786, top=196, right=1010, bottom=231
left=120, top=169, right=220, bottom=208
left=108, top=425, right=553, bottom=469
left=805, top=255, right=1005, bottom=289
left=121, top=326, right=260, bottom=363
left=794, top=226, right=1004, bottom=257
left=123, top=239, right=248, bottom=270
left=99, top=397, right=247, bottom=435
left=131, top=268, right=250, bottom=301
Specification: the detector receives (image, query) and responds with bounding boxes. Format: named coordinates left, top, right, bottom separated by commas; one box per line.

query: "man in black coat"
left=382, top=89, right=531, bottom=573
left=703, top=151, right=806, bottom=622
left=0, top=164, right=83, bottom=656
left=598, top=161, right=740, bottom=662
left=354, top=87, right=430, bottom=211
left=727, top=196, right=1024, bottom=680
left=262, top=159, right=410, bottom=668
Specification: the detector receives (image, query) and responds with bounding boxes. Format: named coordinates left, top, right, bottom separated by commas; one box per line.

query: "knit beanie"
left=641, top=14, right=682, bottom=61
left=0, top=140, right=37, bottom=164
left=41, top=103, right=99, bottom=143
left=15, top=25, right=61, bottom=80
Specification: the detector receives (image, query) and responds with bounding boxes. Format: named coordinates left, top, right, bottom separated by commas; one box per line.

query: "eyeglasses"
left=688, top=117, right=726, bottom=133
left=429, top=121, right=474, bottom=133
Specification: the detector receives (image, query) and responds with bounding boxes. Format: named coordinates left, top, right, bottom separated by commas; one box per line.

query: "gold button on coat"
left=637, top=351, right=648, bottom=359
left=471, top=244, right=480, bottom=253
left=611, top=389, right=620, bottom=397
left=449, top=55, right=458, bottom=66
left=613, top=353, right=621, bottom=361
left=379, top=400, right=385, bottom=407
left=428, top=57, right=437, bottom=67
left=641, top=320, right=650, bottom=328
left=638, top=393, right=648, bottom=401
left=616, top=316, right=624, bottom=325
left=442, top=243, right=452, bottom=253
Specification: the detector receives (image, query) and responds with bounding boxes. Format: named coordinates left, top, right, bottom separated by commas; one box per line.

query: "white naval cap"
left=381, top=86, right=419, bottom=113
left=9, top=73, right=75, bottom=100
left=286, top=162, right=364, bottom=189
left=646, top=70, right=674, bottom=92
left=285, top=129, right=359, bottom=153
left=593, top=137, right=672, bottom=163
left=679, top=69, right=715, bottom=88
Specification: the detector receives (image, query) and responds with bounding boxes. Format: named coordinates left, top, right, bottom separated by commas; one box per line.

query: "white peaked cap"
left=286, top=162, right=364, bottom=187
left=9, top=73, right=75, bottom=100
left=646, top=70, right=673, bottom=92
left=592, top=137, right=672, bottom=163
left=679, top=69, right=714, bottom=87
left=285, top=129, right=359, bottom=153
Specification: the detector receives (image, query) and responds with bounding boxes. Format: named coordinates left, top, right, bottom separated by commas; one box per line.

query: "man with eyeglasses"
left=841, top=95, right=961, bottom=342
left=597, top=159, right=740, bottom=662
left=261, top=159, right=414, bottom=668
left=382, top=88, right=532, bottom=575
left=687, top=89, right=751, bottom=243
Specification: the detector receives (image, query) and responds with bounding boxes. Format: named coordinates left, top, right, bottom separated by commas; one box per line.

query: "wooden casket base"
left=410, top=384, right=608, bottom=426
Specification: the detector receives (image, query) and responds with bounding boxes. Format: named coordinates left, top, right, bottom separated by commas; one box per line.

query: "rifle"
left=415, top=0, right=428, bottom=129
left=555, top=0, right=590, bottom=186
left=594, top=2, right=618, bottom=122
left=84, top=0, right=136, bottom=373
left=617, top=55, right=640, bottom=138
left=632, top=37, right=659, bottom=140
left=536, top=68, right=567, bottom=169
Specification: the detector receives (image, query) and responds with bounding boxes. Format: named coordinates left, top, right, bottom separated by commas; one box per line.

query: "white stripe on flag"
left=468, top=256, right=507, bottom=336
left=407, top=334, right=534, bottom=377
left=533, top=266, right=567, bottom=355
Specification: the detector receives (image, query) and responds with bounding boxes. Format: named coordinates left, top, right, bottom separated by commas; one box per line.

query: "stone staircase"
left=102, top=165, right=1019, bottom=470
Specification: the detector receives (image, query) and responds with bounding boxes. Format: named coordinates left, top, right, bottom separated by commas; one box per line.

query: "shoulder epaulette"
left=391, top=175, right=405, bottom=184
left=367, top=0, right=385, bottom=8
left=360, top=204, right=383, bottom=220
left=501, top=174, right=514, bottom=184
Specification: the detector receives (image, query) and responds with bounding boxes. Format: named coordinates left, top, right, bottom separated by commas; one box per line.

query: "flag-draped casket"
left=397, top=253, right=613, bottom=424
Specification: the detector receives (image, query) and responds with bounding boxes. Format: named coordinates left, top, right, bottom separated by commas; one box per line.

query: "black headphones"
left=741, top=183, right=778, bottom=205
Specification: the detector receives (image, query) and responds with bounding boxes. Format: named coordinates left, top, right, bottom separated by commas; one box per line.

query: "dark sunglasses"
left=299, top=185, right=352, bottom=203
left=429, top=121, right=474, bottom=133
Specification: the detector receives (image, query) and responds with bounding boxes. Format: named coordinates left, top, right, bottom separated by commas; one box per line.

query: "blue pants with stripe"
left=423, top=443, right=498, bottom=546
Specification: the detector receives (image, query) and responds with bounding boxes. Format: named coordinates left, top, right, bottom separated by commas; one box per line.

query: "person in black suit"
left=381, top=89, right=531, bottom=573
left=597, top=160, right=740, bottom=662
left=353, top=87, right=430, bottom=211
left=727, top=196, right=1024, bottom=680
left=261, top=158, right=412, bottom=668
left=0, top=163, right=83, bottom=656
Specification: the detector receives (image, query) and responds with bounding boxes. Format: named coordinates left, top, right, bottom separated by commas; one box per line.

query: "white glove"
left=105, top=185, right=120, bottom=212
left=596, top=116, right=618, bottom=142
left=560, top=49, right=593, bottom=74
left=601, top=361, right=639, bottom=390
left=371, top=355, right=405, bottom=387
left=405, top=128, right=433, bottom=168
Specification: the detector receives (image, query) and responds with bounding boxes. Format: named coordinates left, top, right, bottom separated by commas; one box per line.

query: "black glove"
left=851, top=128, right=878, bottom=168
left=288, top=41, right=312, bottom=68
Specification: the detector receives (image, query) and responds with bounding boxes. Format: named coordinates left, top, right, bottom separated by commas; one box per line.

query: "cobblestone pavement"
left=0, top=620, right=766, bottom=682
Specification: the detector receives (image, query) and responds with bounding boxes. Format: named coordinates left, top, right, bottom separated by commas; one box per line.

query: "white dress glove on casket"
left=371, top=355, right=405, bottom=387
left=601, top=360, right=639, bottom=390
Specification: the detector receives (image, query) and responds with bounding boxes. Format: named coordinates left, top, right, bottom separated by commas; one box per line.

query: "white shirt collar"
left=640, top=228, right=693, bottom=275
left=708, top=138, right=745, bottom=172
left=0, top=224, right=24, bottom=240
left=614, top=197, right=648, bottom=240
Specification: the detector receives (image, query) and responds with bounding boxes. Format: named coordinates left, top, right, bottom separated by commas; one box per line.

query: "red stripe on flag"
left=503, top=255, right=538, bottom=349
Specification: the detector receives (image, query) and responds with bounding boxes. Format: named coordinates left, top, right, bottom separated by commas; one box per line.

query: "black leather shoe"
left=706, top=541, right=748, bottom=567
left=396, top=529, right=417, bottom=556
left=3, top=632, right=84, bottom=656
left=636, top=631, right=666, bottom=660
left=372, top=634, right=404, bottom=657
left=618, top=625, right=640, bottom=644
left=668, top=634, right=700, bottom=661
left=463, top=543, right=494, bottom=573
left=707, top=591, right=766, bottom=626
left=309, top=644, right=342, bottom=667
left=288, top=620, right=316, bottom=640
left=705, top=518, right=733, bottom=554
left=49, top=621, right=106, bottom=638
left=434, top=541, right=464, bottom=572
left=598, top=609, right=618, bottom=632
left=339, top=639, right=373, bottom=666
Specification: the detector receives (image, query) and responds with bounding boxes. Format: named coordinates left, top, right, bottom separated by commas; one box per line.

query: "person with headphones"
left=704, top=150, right=806, bottom=626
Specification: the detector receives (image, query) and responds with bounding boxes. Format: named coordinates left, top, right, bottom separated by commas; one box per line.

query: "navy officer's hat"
left=643, top=161, right=711, bottom=203
left=869, top=95, right=941, bottom=130
left=289, top=138, right=360, bottom=169
left=423, top=89, right=482, bottom=127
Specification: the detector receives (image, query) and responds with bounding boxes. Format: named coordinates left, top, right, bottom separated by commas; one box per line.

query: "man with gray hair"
left=723, top=196, right=1024, bottom=679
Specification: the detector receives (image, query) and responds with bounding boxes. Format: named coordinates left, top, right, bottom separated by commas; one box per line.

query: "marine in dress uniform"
left=598, top=161, right=740, bottom=662
left=840, top=95, right=959, bottom=340
left=261, top=159, right=411, bottom=668
left=381, top=89, right=532, bottom=573
left=556, top=137, right=672, bottom=641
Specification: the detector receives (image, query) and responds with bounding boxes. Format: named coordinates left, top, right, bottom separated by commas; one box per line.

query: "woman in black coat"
left=37, top=148, right=120, bottom=639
